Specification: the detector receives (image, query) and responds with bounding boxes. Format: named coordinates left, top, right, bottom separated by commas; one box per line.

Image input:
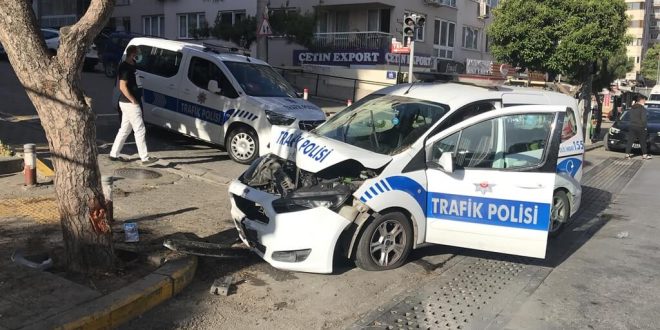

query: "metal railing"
left=312, top=31, right=392, bottom=50
left=276, top=67, right=395, bottom=102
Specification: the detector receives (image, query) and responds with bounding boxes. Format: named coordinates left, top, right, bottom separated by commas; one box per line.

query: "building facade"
left=109, top=0, right=496, bottom=69
left=625, top=0, right=653, bottom=79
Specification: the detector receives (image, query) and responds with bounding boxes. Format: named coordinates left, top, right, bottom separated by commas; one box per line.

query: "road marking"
left=36, top=158, right=55, bottom=177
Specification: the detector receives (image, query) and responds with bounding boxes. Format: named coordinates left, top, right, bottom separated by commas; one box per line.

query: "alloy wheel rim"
left=230, top=132, right=255, bottom=161
left=369, top=220, right=407, bottom=267
left=550, top=196, right=566, bottom=233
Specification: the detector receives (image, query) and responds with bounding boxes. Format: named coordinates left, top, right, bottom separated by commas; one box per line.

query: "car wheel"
left=603, top=134, right=611, bottom=151
left=549, top=190, right=570, bottom=238
left=103, top=61, right=116, bottom=78
left=355, top=211, right=413, bottom=271
left=227, top=127, right=259, bottom=164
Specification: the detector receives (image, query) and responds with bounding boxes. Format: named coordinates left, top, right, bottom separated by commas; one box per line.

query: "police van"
left=123, top=38, right=326, bottom=164
left=228, top=78, right=584, bottom=273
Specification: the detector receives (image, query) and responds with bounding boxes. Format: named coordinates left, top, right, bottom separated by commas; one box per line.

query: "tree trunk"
left=0, top=0, right=116, bottom=273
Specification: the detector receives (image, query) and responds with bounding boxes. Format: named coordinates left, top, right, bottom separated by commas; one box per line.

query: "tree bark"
left=0, top=0, right=116, bottom=273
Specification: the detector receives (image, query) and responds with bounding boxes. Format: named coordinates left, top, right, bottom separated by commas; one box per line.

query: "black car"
left=604, top=107, right=660, bottom=154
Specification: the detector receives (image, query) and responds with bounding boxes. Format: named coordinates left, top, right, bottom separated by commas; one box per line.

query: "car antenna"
left=404, top=80, right=417, bottom=95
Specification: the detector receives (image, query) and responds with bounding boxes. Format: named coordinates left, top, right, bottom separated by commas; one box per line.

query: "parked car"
left=117, top=37, right=326, bottom=164
left=0, top=29, right=98, bottom=69
left=604, top=108, right=660, bottom=154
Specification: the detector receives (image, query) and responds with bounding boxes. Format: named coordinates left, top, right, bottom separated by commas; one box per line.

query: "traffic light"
left=402, top=14, right=425, bottom=45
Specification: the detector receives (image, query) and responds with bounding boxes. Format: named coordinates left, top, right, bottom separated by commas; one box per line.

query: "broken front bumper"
left=228, top=180, right=351, bottom=274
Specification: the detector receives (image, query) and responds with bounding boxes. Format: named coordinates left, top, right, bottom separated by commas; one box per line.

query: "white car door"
left=137, top=45, right=183, bottom=128
left=424, top=105, right=566, bottom=258
left=176, top=55, right=240, bottom=144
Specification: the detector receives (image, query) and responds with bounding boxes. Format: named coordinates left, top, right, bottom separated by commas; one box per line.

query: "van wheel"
left=104, top=61, right=117, bottom=78
left=549, top=190, right=570, bottom=237
left=227, top=127, right=259, bottom=164
left=603, top=134, right=610, bottom=151
left=355, top=212, right=413, bottom=271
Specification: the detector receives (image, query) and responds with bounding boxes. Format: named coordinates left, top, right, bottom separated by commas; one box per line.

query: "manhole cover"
left=114, top=168, right=162, bottom=180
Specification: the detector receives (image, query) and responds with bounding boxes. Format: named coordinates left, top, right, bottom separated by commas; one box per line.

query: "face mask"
left=135, top=54, right=143, bottom=63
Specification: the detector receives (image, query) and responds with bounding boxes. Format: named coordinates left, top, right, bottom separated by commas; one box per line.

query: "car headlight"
left=272, top=189, right=351, bottom=213
left=609, top=127, right=620, bottom=134
left=265, top=110, right=295, bottom=126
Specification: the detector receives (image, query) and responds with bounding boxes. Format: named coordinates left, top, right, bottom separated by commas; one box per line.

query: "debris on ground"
left=615, top=231, right=629, bottom=239
left=209, top=275, right=234, bottom=296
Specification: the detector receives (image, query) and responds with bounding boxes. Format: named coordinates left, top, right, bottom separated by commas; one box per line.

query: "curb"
left=26, top=256, right=197, bottom=330
left=36, top=158, right=54, bottom=177
left=585, top=141, right=603, bottom=152
left=0, top=156, right=23, bottom=175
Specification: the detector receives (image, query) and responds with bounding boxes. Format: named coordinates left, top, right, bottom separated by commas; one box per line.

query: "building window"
left=317, top=12, right=328, bottom=33
left=630, top=38, right=643, bottom=46
left=178, top=13, right=206, bottom=39
left=462, top=26, right=479, bottom=50
left=115, top=16, right=131, bottom=33
left=629, top=20, right=644, bottom=28
left=433, top=19, right=455, bottom=59
left=438, top=0, right=456, bottom=7
left=143, top=15, right=164, bottom=37
left=335, top=11, right=349, bottom=32
left=627, top=2, right=644, bottom=10
left=404, top=12, right=425, bottom=42
left=368, top=9, right=379, bottom=31
left=217, top=10, right=246, bottom=26
left=637, top=56, right=641, bottom=64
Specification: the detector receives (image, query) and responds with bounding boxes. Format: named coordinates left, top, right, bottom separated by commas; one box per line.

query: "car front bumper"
left=607, top=132, right=660, bottom=153
left=228, top=180, right=351, bottom=274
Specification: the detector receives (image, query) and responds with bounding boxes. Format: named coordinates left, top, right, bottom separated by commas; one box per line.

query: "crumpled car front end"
left=229, top=155, right=376, bottom=273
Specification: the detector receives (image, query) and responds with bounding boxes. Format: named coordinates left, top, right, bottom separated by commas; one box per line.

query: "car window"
left=136, top=45, right=182, bottom=78
left=561, top=108, right=577, bottom=142
left=434, top=102, right=496, bottom=133
left=223, top=61, right=297, bottom=97
left=188, top=57, right=239, bottom=98
left=431, top=113, right=554, bottom=170
left=315, top=95, right=449, bottom=155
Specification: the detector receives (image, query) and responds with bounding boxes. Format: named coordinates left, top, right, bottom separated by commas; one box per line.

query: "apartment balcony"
left=312, top=31, right=393, bottom=51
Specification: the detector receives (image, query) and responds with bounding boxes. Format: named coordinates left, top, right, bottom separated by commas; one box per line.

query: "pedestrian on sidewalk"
left=109, top=45, right=158, bottom=165
left=625, top=94, right=652, bottom=160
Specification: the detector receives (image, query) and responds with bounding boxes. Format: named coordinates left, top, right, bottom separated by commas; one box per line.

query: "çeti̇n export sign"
left=293, top=50, right=434, bottom=68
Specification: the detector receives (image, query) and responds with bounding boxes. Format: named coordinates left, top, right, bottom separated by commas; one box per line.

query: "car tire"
left=103, top=61, right=117, bottom=78
left=226, top=127, right=259, bottom=164
left=549, top=190, right=570, bottom=238
left=355, top=211, right=413, bottom=271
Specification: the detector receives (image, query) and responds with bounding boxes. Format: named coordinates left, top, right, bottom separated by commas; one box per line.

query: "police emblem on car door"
left=423, top=105, right=566, bottom=258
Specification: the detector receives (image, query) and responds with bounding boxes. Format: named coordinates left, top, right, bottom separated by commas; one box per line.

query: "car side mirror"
left=427, top=152, right=454, bottom=173
left=208, top=80, right=222, bottom=94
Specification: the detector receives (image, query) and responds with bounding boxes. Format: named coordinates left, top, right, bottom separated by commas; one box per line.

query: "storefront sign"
left=293, top=50, right=434, bottom=68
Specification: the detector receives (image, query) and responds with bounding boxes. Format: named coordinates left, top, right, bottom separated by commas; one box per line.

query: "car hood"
left=249, top=96, right=326, bottom=121
left=614, top=121, right=660, bottom=132
left=269, top=125, right=392, bottom=173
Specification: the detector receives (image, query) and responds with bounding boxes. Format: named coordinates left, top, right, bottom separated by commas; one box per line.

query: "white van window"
left=561, top=108, right=577, bottom=142
left=433, top=113, right=554, bottom=169
left=188, top=57, right=239, bottom=98
left=223, top=61, right=297, bottom=98
left=135, top=45, right=182, bottom=78
left=315, top=95, right=449, bottom=155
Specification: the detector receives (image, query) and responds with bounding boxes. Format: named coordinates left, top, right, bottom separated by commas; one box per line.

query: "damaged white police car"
left=228, top=81, right=584, bottom=273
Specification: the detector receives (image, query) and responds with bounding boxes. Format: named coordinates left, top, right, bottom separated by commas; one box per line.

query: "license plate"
left=633, top=143, right=641, bottom=148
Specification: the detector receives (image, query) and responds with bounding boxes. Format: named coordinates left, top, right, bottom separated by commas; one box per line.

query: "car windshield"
left=313, top=94, right=449, bottom=155
left=223, top=61, right=297, bottom=98
left=621, top=109, right=660, bottom=123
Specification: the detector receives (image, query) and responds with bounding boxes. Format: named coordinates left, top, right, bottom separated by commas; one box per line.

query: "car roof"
left=129, top=37, right=267, bottom=66
left=375, top=82, right=577, bottom=110
left=41, top=28, right=59, bottom=34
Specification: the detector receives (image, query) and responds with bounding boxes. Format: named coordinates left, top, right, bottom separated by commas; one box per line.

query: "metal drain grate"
left=114, top=167, right=162, bottom=180
left=358, top=257, right=539, bottom=330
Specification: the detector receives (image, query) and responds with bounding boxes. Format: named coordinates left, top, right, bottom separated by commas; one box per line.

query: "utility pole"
left=256, top=0, right=268, bottom=61
left=408, top=38, right=415, bottom=83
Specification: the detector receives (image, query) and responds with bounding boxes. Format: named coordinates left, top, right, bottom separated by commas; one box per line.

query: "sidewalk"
left=504, top=157, right=659, bottom=329
left=0, top=153, right=234, bottom=329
